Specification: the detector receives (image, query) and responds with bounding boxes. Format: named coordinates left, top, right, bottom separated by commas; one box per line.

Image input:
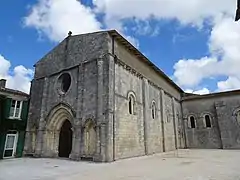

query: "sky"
left=0, top=0, right=239, bottom=94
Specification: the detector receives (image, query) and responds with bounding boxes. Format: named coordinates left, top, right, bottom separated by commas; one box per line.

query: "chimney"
left=0, top=79, right=6, bottom=88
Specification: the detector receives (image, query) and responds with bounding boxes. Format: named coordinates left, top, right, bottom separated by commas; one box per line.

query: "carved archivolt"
left=46, top=103, right=75, bottom=131
left=43, top=103, right=75, bottom=157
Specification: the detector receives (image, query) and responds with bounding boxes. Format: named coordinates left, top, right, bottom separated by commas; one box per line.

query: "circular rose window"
left=58, top=73, right=71, bottom=94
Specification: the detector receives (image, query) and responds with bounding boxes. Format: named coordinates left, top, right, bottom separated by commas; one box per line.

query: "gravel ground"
left=0, top=149, right=240, bottom=180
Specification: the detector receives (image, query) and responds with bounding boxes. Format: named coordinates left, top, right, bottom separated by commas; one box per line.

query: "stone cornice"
left=148, top=80, right=161, bottom=91
left=114, top=57, right=180, bottom=102
left=115, top=58, right=143, bottom=79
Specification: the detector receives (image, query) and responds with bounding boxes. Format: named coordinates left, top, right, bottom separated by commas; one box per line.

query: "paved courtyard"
left=0, top=149, right=240, bottom=180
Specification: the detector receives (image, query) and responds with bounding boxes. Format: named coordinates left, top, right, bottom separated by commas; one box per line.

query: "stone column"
left=23, top=129, right=33, bottom=155
left=70, top=123, right=82, bottom=160
left=160, top=89, right=166, bottom=152
left=103, top=54, right=115, bottom=162
left=70, top=65, right=84, bottom=160
left=95, top=58, right=104, bottom=161
left=171, top=97, right=178, bottom=149
left=100, top=123, right=107, bottom=161
left=35, top=77, right=49, bottom=157
left=142, top=78, right=149, bottom=155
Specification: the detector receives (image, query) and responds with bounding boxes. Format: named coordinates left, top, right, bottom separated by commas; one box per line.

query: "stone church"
left=23, top=30, right=240, bottom=162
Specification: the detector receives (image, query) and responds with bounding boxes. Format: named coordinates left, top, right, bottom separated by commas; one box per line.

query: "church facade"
left=23, top=30, right=240, bottom=162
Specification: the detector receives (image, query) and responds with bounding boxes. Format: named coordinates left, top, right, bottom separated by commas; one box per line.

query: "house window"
left=128, top=92, right=136, bottom=115
left=205, top=114, right=212, bottom=128
left=151, top=101, right=156, bottom=119
left=3, top=131, right=18, bottom=158
left=189, top=116, right=196, bottom=128
left=9, top=100, right=23, bottom=118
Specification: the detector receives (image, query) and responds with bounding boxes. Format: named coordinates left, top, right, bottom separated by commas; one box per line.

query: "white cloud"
left=24, top=0, right=140, bottom=48
left=131, top=20, right=160, bottom=36
left=0, top=55, right=33, bottom=93
left=23, top=0, right=240, bottom=93
left=185, top=88, right=210, bottom=95
left=0, top=55, right=11, bottom=77
left=217, top=77, right=240, bottom=92
left=93, top=0, right=235, bottom=31
left=173, top=57, right=219, bottom=87
left=173, top=16, right=240, bottom=92
left=92, top=0, right=240, bottom=93
left=24, top=0, right=235, bottom=43
left=24, top=0, right=101, bottom=42
left=125, top=35, right=139, bottom=48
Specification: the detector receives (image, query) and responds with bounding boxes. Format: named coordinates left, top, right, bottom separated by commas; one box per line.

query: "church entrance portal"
left=58, top=120, right=72, bottom=158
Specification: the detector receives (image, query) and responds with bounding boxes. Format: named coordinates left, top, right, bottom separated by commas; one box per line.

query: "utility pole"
left=235, top=0, right=240, bottom=21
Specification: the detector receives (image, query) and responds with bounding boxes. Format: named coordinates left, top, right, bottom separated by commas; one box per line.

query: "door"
left=58, top=120, right=72, bottom=158
left=3, top=133, right=18, bottom=158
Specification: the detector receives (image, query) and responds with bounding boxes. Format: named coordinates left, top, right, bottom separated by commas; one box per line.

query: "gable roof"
left=34, top=29, right=184, bottom=93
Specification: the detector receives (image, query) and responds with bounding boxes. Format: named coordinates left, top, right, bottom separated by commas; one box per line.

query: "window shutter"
left=3, top=98, right=11, bottom=119
left=21, top=101, right=29, bottom=121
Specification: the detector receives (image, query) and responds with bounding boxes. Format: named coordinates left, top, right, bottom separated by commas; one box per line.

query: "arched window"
left=204, top=114, right=211, bottom=128
left=189, top=116, right=196, bottom=128
left=151, top=101, right=156, bottom=119
left=128, top=92, right=136, bottom=115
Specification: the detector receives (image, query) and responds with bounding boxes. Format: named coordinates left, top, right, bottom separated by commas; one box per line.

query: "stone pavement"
left=0, top=149, right=240, bottom=180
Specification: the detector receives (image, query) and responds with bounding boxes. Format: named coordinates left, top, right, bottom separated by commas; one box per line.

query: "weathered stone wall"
left=182, top=97, right=223, bottom=149
left=25, top=31, right=184, bottom=162
left=146, top=83, right=163, bottom=154
left=44, top=68, right=79, bottom=116
left=213, top=95, right=240, bottom=149
left=114, top=62, right=145, bottom=159
left=24, top=78, right=44, bottom=154
left=164, top=94, right=176, bottom=151
left=24, top=32, right=113, bottom=162
left=174, top=101, right=185, bottom=149
left=112, top=37, right=182, bottom=160
left=34, top=32, right=109, bottom=79
left=113, top=39, right=181, bottom=100
left=113, top=61, right=181, bottom=159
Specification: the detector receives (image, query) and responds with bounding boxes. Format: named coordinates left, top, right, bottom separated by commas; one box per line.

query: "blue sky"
left=0, top=0, right=239, bottom=94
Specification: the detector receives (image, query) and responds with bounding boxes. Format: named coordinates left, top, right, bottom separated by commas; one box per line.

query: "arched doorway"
left=58, top=120, right=72, bottom=158
left=42, top=103, right=75, bottom=158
